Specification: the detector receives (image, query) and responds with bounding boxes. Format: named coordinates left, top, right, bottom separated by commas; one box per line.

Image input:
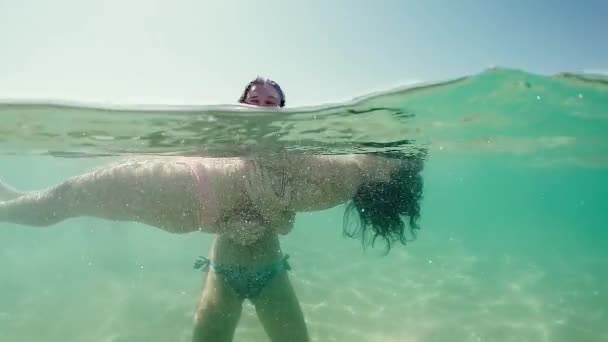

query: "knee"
left=193, top=295, right=239, bottom=327
left=193, top=298, right=216, bottom=326
left=192, top=304, right=224, bottom=342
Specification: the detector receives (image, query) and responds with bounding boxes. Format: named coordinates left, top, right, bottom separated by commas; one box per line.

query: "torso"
left=185, top=157, right=251, bottom=229
left=210, top=232, right=283, bottom=266
left=182, top=154, right=361, bottom=238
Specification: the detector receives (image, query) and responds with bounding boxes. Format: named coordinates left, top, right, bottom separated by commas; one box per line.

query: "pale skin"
left=193, top=82, right=309, bottom=342
left=0, top=83, right=369, bottom=342
left=196, top=81, right=390, bottom=342
left=0, top=154, right=391, bottom=236
left=194, top=79, right=394, bottom=341
left=0, top=154, right=395, bottom=342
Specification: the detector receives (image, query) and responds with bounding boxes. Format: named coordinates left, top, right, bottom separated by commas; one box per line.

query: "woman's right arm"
left=0, top=158, right=204, bottom=233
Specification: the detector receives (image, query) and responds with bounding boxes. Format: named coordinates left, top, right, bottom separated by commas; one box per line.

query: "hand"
left=244, top=160, right=292, bottom=213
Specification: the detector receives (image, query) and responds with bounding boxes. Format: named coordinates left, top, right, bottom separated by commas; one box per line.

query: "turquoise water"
left=1, top=68, right=607, bottom=341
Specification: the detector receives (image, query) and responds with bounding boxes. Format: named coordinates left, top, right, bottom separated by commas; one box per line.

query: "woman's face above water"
left=242, top=83, right=281, bottom=107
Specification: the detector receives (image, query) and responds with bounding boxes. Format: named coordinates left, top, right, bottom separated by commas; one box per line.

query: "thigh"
left=193, top=270, right=244, bottom=342
left=76, top=157, right=202, bottom=232
left=250, top=271, right=310, bottom=342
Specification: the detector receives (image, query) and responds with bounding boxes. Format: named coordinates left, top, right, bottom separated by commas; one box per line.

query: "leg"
left=202, top=233, right=309, bottom=342
left=193, top=238, right=244, bottom=342
left=250, top=270, right=310, bottom=342
left=0, top=158, right=201, bottom=232
left=0, top=179, right=22, bottom=200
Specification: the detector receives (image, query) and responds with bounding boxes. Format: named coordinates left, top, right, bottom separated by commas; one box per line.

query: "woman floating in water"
left=0, top=79, right=425, bottom=342
left=0, top=152, right=423, bottom=246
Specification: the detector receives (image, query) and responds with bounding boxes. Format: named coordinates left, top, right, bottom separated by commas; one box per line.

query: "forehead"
left=247, top=83, right=280, bottom=98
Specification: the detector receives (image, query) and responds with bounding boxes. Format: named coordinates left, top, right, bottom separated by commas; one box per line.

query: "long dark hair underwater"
left=344, top=151, right=426, bottom=252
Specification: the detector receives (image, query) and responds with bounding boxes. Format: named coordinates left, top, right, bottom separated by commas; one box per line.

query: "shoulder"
left=286, top=154, right=367, bottom=175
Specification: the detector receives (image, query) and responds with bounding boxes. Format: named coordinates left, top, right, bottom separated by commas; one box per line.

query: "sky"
left=0, top=0, right=606, bottom=106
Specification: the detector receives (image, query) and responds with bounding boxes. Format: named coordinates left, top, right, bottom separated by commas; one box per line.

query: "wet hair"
left=343, top=152, right=425, bottom=252
left=238, top=77, right=286, bottom=107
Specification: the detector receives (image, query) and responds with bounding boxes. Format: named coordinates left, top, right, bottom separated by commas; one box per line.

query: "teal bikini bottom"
left=194, top=255, right=291, bottom=299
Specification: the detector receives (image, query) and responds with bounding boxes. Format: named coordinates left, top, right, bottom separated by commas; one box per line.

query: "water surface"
left=0, top=68, right=607, bottom=341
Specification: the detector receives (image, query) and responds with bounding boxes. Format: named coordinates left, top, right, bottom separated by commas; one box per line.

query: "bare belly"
left=210, top=233, right=283, bottom=267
